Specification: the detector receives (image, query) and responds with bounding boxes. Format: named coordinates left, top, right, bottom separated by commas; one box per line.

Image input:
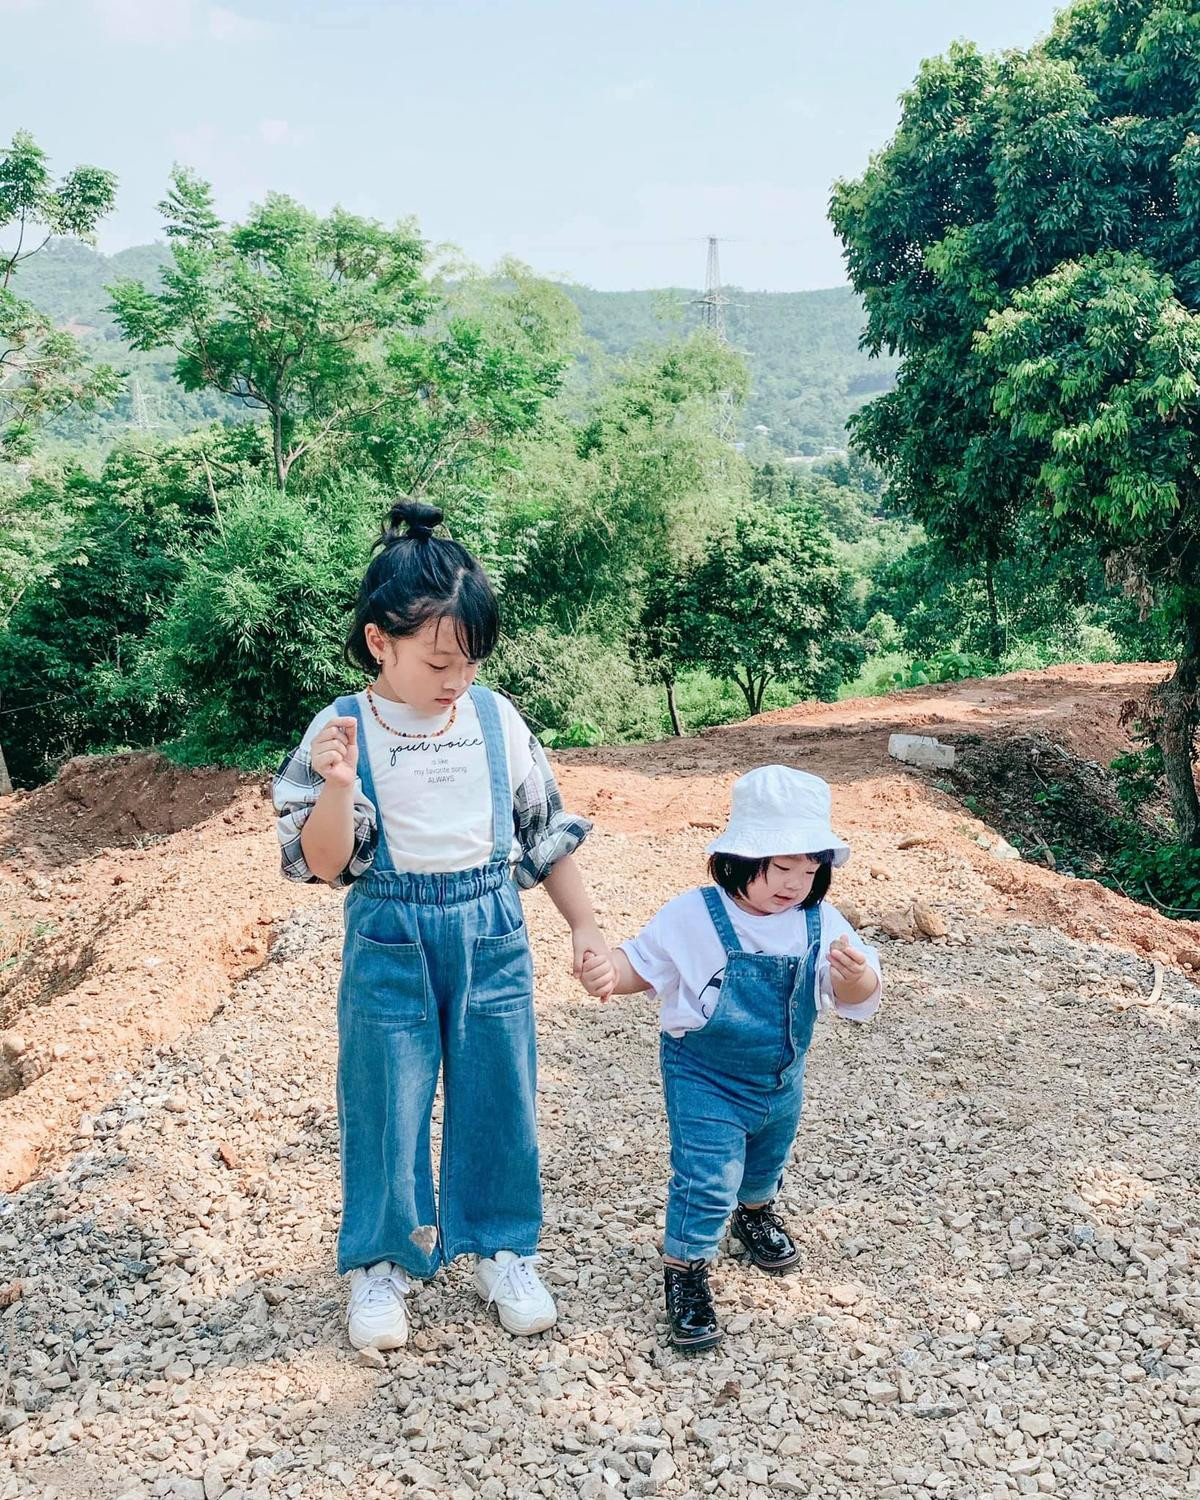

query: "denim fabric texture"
left=660, top=888, right=821, bottom=1262
left=334, top=685, right=542, bottom=1277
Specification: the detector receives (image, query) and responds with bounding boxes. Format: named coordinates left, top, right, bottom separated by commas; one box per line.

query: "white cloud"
left=208, top=5, right=269, bottom=42
left=91, top=0, right=268, bottom=45
left=93, top=0, right=193, bottom=44
left=258, top=118, right=306, bottom=148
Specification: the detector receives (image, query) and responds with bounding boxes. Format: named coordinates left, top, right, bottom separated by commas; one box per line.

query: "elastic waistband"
left=351, top=862, right=512, bottom=906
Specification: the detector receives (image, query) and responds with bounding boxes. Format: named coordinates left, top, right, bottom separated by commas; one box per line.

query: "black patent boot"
left=663, top=1259, right=723, bottom=1351
left=730, top=1200, right=801, bottom=1274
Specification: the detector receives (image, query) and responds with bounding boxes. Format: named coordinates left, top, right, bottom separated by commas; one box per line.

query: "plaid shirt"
left=272, top=721, right=591, bottom=891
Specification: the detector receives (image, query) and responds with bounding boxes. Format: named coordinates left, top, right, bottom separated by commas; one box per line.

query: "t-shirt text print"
left=298, top=691, right=536, bottom=873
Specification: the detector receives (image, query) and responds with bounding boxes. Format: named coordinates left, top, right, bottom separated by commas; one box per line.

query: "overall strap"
left=702, top=887, right=744, bottom=956
left=335, top=693, right=393, bottom=873
left=469, top=684, right=513, bottom=864
left=804, top=902, right=823, bottom=949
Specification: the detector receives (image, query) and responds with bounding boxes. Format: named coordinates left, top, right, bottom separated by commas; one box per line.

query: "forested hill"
left=16, top=238, right=896, bottom=456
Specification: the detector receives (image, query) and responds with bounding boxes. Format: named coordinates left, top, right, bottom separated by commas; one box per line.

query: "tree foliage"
left=1, top=131, right=120, bottom=455
left=831, top=0, right=1200, bottom=844
left=635, top=501, right=854, bottom=717
left=110, top=172, right=434, bottom=491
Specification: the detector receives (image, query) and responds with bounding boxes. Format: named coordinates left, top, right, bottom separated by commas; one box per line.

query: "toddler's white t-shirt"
left=621, top=887, right=882, bottom=1038
left=297, top=689, right=533, bottom=872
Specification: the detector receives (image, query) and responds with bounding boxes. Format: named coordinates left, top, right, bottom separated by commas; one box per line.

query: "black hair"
left=345, top=501, right=500, bottom=675
left=707, top=850, right=835, bottom=908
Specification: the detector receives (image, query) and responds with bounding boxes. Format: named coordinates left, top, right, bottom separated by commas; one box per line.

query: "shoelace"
left=350, top=1268, right=411, bottom=1314
left=668, top=1262, right=716, bottom=1321
left=741, top=1203, right=786, bottom=1235
left=484, top=1254, right=543, bottom=1306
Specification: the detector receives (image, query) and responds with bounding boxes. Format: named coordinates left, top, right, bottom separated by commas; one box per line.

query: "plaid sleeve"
left=512, top=732, right=592, bottom=890
left=272, top=743, right=377, bottom=888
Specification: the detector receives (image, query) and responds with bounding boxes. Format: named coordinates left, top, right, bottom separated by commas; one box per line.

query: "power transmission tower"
left=130, top=378, right=160, bottom=433
left=691, top=236, right=737, bottom=441
left=695, top=235, right=730, bottom=343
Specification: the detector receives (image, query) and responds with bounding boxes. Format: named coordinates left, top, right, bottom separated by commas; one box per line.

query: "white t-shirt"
left=621, top=887, right=882, bottom=1038
left=298, top=689, right=535, bottom=873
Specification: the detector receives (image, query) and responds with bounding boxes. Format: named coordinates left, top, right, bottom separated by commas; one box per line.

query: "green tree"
left=831, top=1, right=1200, bottom=846
left=674, top=502, right=852, bottom=715
left=514, top=334, right=749, bottom=628
left=1, top=131, right=120, bottom=455
left=110, top=170, right=433, bottom=491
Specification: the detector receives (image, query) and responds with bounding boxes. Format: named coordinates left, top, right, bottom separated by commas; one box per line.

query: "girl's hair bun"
left=387, top=500, right=443, bottom=542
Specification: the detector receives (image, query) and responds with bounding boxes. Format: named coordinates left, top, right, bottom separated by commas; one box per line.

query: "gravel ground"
left=2, top=826, right=1199, bottom=1500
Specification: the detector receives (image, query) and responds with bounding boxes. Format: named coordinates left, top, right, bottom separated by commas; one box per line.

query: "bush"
left=890, top=649, right=988, bottom=689
left=153, top=478, right=381, bottom=766
left=836, top=651, right=910, bottom=700
left=488, top=624, right=661, bottom=745
left=1109, top=839, right=1200, bottom=916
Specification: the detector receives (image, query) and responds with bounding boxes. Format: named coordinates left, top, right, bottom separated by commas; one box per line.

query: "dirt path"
left=1, top=664, right=1198, bottom=1499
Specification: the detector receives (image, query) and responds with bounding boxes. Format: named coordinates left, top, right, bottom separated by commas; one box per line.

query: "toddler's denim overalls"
left=334, top=684, right=541, bottom=1278
left=659, top=888, right=821, bottom=1262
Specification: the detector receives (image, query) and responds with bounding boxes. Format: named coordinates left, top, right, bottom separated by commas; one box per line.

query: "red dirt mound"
left=0, top=751, right=245, bottom=870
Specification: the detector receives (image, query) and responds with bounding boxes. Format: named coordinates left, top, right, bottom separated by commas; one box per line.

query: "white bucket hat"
left=706, top=765, right=851, bottom=867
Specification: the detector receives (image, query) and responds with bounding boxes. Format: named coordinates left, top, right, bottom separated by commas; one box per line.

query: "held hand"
left=571, top=924, right=608, bottom=981
left=580, top=948, right=617, bottom=1001
left=310, top=716, right=358, bottom=790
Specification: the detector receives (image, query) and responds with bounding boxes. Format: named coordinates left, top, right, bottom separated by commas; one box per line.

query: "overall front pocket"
left=346, top=932, right=430, bottom=1027
left=469, top=925, right=534, bottom=1018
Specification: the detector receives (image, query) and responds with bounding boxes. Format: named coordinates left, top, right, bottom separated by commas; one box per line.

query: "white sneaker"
left=474, top=1251, right=557, bottom=1336
left=347, top=1261, right=411, bottom=1350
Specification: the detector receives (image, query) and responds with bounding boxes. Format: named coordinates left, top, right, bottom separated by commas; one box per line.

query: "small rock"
left=1020, top=1413, right=1052, bottom=1438
left=1003, top=1318, right=1036, bottom=1346
left=356, top=1346, right=387, bottom=1370
left=828, top=1284, right=860, bottom=1307
left=648, top=1451, right=676, bottom=1488
left=879, top=909, right=916, bottom=940
left=911, top=901, right=948, bottom=939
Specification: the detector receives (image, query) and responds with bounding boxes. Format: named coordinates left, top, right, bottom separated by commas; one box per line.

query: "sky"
left=2, top=0, right=1058, bottom=292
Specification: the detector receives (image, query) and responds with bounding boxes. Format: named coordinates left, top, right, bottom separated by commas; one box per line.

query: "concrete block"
left=888, top=733, right=956, bottom=770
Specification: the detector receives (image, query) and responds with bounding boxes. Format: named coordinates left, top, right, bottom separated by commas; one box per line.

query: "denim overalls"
left=334, top=684, right=541, bottom=1278
left=659, top=888, right=822, bottom=1263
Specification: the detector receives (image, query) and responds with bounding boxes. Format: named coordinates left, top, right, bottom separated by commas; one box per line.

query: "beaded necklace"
left=366, top=684, right=458, bottom=739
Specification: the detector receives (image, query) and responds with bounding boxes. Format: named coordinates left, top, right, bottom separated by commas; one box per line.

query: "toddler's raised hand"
left=580, top=948, right=616, bottom=1001
left=828, top=933, right=866, bottom=981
